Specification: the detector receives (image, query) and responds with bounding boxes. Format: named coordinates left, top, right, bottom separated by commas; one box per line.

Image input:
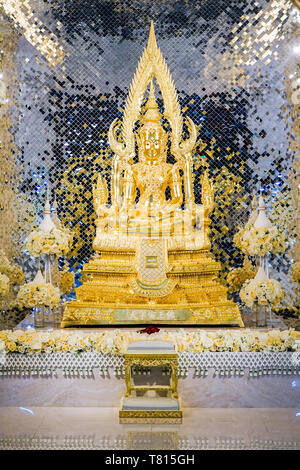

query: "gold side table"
left=120, top=341, right=182, bottom=424
left=124, top=350, right=179, bottom=398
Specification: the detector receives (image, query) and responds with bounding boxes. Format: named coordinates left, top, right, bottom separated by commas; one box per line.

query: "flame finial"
left=142, top=80, right=163, bottom=129
left=148, top=21, right=158, bottom=52
left=39, top=195, right=56, bottom=232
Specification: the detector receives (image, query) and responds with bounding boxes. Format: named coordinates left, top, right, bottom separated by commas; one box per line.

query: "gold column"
left=286, top=76, right=300, bottom=262
left=282, top=3, right=300, bottom=262
left=286, top=71, right=300, bottom=305
left=282, top=2, right=300, bottom=304
left=0, top=17, right=19, bottom=258
left=0, top=0, right=63, bottom=66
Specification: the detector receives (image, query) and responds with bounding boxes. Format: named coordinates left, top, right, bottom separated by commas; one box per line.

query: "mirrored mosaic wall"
left=0, top=0, right=299, bottom=300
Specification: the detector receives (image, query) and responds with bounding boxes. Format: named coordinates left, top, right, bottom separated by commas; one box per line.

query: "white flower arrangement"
left=0, top=273, right=10, bottom=298
left=240, top=277, right=285, bottom=308
left=0, top=328, right=299, bottom=354
left=269, top=192, right=297, bottom=240
left=233, top=225, right=286, bottom=256
left=25, top=227, right=73, bottom=257
left=16, top=281, right=61, bottom=308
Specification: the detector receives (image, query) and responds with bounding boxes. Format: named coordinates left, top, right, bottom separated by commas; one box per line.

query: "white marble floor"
left=0, top=407, right=299, bottom=449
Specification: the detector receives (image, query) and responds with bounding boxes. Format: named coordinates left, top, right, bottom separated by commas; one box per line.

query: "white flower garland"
left=0, top=328, right=299, bottom=354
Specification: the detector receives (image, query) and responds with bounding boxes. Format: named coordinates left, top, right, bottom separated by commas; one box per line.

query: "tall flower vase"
left=44, top=255, right=55, bottom=327
left=44, top=254, right=53, bottom=284
left=53, top=301, right=66, bottom=328
left=33, top=306, right=45, bottom=329
left=256, top=255, right=269, bottom=276
left=255, top=302, right=267, bottom=328
left=268, top=304, right=282, bottom=329
left=44, top=306, right=54, bottom=327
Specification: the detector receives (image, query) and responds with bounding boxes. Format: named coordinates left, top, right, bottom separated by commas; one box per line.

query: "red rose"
left=138, top=325, right=160, bottom=335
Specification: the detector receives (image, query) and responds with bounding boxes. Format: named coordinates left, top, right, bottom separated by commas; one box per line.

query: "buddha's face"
left=142, top=129, right=162, bottom=162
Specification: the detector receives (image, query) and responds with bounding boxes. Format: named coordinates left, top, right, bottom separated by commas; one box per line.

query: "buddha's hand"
left=204, top=196, right=214, bottom=214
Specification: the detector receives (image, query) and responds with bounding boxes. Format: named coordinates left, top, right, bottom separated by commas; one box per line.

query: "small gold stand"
left=119, top=341, right=182, bottom=424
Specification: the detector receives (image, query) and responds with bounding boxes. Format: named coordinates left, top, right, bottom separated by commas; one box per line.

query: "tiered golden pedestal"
left=61, top=246, right=243, bottom=327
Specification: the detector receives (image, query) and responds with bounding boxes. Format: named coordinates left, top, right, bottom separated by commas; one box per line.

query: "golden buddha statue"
left=93, top=79, right=198, bottom=242
left=61, top=22, right=243, bottom=327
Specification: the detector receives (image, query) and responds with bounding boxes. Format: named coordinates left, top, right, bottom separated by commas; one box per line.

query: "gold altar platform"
left=61, top=247, right=243, bottom=327
left=61, top=23, right=243, bottom=328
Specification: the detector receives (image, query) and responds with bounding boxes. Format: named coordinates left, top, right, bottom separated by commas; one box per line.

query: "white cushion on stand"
left=127, top=340, right=175, bottom=351
left=122, top=397, right=179, bottom=410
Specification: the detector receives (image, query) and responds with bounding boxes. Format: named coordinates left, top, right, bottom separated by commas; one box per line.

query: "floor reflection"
left=0, top=407, right=299, bottom=450
left=0, top=433, right=299, bottom=450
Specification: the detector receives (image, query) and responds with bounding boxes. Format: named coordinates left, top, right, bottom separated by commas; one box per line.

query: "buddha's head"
left=137, top=81, right=167, bottom=163
left=140, top=127, right=164, bottom=162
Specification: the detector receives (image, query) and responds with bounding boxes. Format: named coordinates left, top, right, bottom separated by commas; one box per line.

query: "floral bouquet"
left=26, top=227, right=73, bottom=257
left=58, top=270, right=74, bottom=295
left=291, top=262, right=300, bottom=283
left=240, top=278, right=285, bottom=308
left=233, top=225, right=249, bottom=252
left=0, top=273, right=10, bottom=298
left=0, top=250, right=25, bottom=286
left=16, top=281, right=61, bottom=308
left=233, top=225, right=286, bottom=256
left=226, top=258, right=255, bottom=293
